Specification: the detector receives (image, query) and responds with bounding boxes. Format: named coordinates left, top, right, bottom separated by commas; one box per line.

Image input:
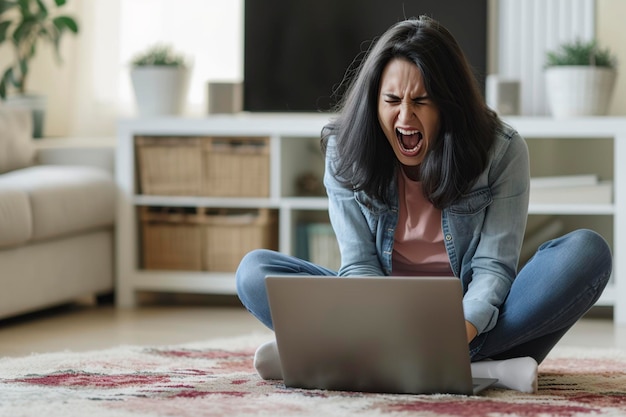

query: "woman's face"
left=378, top=58, right=440, bottom=179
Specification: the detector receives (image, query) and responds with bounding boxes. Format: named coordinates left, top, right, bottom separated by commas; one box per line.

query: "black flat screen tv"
left=244, top=1, right=488, bottom=113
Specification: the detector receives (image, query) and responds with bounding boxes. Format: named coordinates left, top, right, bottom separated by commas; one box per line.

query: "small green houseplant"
left=130, top=44, right=186, bottom=67
left=0, top=0, right=79, bottom=99
left=129, top=44, right=190, bottom=116
left=545, top=39, right=616, bottom=68
left=544, top=39, right=617, bottom=117
left=0, top=0, right=78, bottom=137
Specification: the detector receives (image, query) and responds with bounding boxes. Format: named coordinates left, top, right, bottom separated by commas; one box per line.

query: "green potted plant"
left=0, top=0, right=79, bottom=137
left=129, top=44, right=190, bottom=117
left=544, top=39, right=617, bottom=118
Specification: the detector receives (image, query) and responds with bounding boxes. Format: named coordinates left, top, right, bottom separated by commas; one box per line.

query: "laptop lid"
left=265, top=275, right=496, bottom=395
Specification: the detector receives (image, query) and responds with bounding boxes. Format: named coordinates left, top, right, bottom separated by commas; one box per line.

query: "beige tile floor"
left=0, top=296, right=624, bottom=358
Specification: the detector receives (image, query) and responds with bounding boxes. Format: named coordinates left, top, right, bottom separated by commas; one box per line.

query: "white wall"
left=492, top=0, right=625, bottom=116
left=494, top=0, right=595, bottom=116
left=1, top=1, right=244, bottom=137
left=0, top=1, right=80, bottom=137
left=596, top=0, right=626, bottom=115
left=5, top=0, right=626, bottom=137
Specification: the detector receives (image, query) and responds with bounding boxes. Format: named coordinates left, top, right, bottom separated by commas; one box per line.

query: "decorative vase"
left=545, top=66, right=616, bottom=118
left=130, top=66, right=189, bottom=117
left=3, top=94, right=47, bottom=138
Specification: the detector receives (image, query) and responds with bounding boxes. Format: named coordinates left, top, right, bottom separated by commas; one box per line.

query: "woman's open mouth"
left=396, top=128, right=423, bottom=157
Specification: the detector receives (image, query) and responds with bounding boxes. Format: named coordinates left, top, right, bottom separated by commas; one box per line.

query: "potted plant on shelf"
left=0, top=0, right=79, bottom=137
left=129, top=44, right=190, bottom=117
left=544, top=39, right=617, bottom=118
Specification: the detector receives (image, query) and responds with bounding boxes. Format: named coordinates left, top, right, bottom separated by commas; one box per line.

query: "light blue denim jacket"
left=323, top=121, right=530, bottom=336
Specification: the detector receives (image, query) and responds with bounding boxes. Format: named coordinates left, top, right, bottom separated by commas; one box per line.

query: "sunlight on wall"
left=19, top=0, right=625, bottom=137
left=496, top=0, right=595, bottom=116
left=118, top=0, right=243, bottom=115
left=24, top=0, right=243, bottom=136
left=596, top=0, right=626, bottom=115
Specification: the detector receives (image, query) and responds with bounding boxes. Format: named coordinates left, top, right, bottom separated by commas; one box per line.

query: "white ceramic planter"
left=545, top=66, right=616, bottom=118
left=3, top=93, right=47, bottom=138
left=130, top=66, right=189, bottom=116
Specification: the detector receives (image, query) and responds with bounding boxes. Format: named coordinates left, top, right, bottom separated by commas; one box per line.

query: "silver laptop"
left=265, top=275, right=497, bottom=395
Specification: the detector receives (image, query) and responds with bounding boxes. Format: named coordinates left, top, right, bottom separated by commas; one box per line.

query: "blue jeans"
left=236, top=229, right=612, bottom=364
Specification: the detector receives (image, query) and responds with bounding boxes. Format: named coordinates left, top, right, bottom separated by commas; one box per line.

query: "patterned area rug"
left=2, top=334, right=626, bottom=417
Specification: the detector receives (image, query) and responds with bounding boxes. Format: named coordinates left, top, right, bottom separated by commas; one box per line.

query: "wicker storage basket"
left=203, top=137, right=270, bottom=197
left=136, top=136, right=203, bottom=195
left=140, top=206, right=204, bottom=271
left=203, top=208, right=278, bottom=272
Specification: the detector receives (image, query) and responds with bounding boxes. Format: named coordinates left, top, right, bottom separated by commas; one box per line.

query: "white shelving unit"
left=115, top=114, right=626, bottom=324
left=506, top=116, right=625, bottom=323
left=115, top=114, right=332, bottom=308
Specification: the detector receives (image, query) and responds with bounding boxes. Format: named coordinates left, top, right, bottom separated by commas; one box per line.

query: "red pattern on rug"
left=1, top=337, right=626, bottom=417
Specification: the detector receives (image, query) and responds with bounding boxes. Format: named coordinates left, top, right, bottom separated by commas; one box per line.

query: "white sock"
left=471, top=357, right=538, bottom=393
left=254, top=340, right=283, bottom=380
left=254, top=341, right=538, bottom=393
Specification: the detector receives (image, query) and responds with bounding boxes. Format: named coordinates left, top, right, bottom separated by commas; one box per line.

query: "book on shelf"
left=529, top=174, right=612, bottom=205
left=296, top=222, right=341, bottom=271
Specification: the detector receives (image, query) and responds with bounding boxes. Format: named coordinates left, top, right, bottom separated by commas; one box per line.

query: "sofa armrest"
left=35, top=137, right=116, bottom=175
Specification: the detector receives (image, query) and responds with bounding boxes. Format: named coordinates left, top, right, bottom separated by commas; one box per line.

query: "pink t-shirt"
left=392, top=169, right=453, bottom=276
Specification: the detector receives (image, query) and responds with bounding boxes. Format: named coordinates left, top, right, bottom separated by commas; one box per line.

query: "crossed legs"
left=237, top=229, right=612, bottom=393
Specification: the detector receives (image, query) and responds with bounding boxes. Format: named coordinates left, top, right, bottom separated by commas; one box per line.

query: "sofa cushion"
left=0, top=186, right=32, bottom=248
left=0, top=165, right=116, bottom=241
left=0, top=106, right=35, bottom=174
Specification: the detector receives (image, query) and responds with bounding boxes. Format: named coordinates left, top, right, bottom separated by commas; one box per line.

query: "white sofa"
left=0, top=106, right=116, bottom=320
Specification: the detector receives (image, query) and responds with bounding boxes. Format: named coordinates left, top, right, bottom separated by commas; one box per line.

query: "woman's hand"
left=465, top=320, right=477, bottom=343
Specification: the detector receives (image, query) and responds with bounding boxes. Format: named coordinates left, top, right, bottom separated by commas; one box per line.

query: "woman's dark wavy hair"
left=321, top=15, right=498, bottom=209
